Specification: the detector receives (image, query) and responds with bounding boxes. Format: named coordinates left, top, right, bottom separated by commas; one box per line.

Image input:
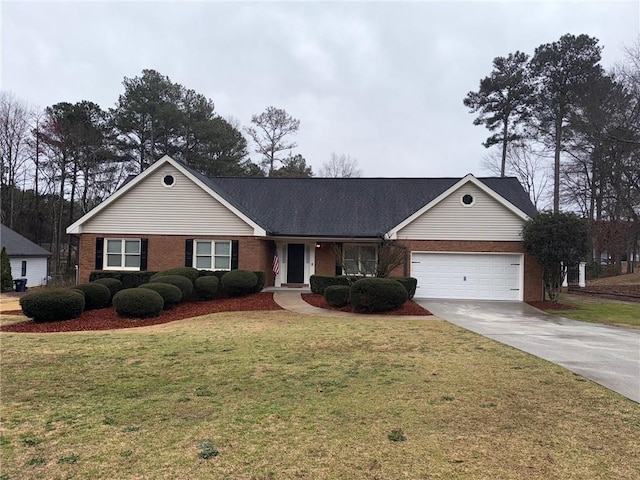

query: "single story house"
left=1, top=224, right=52, bottom=287
left=67, top=155, right=543, bottom=301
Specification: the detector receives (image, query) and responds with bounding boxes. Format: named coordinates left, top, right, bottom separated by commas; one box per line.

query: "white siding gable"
left=397, top=183, right=525, bottom=241
left=82, top=165, right=255, bottom=236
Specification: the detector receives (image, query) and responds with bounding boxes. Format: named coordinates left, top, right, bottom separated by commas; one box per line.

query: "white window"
left=105, top=239, right=141, bottom=270
left=343, top=244, right=377, bottom=276
left=194, top=240, right=232, bottom=270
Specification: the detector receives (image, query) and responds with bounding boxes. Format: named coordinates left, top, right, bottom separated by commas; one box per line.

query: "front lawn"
left=545, top=296, right=640, bottom=327
left=1, top=311, right=638, bottom=479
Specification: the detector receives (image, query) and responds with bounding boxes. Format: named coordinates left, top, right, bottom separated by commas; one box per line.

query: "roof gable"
left=1, top=225, right=51, bottom=257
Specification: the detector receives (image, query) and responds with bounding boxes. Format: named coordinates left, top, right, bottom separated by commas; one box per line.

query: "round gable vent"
left=461, top=193, right=475, bottom=206
left=162, top=174, right=175, bottom=187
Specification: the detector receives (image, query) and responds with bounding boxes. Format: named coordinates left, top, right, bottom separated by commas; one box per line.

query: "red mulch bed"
left=302, top=293, right=431, bottom=316
left=527, top=301, right=579, bottom=311
left=0, top=293, right=282, bottom=333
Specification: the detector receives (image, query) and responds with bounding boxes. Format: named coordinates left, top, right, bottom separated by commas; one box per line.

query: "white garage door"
left=411, top=253, right=522, bottom=300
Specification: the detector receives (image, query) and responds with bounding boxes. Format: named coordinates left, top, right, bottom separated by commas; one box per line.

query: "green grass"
left=1, top=311, right=639, bottom=479
left=549, top=298, right=640, bottom=327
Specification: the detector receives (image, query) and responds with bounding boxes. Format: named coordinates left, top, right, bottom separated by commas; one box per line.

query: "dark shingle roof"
left=1, top=225, right=52, bottom=257
left=183, top=165, right=538, bottom=237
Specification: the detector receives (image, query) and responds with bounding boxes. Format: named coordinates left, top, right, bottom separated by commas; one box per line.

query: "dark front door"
left=287, top=244, right=305, bottom=283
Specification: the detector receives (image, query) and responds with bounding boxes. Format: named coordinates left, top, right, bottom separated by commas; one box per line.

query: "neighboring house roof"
left=67, top=155, right=538, bottom=238
left=1, top=225, right=52, bottom=257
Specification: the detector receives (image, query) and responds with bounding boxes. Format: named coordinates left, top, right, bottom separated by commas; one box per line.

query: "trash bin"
left=13, top=278, right=27, bottom=292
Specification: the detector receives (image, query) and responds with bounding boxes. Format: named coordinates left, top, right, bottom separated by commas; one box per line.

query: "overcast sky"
left=1, top=0, right=638, bottom=178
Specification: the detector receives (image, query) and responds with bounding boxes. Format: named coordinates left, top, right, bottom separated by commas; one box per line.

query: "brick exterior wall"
left=79, top=235, right=543, bottom=301
left=78, top=234, right=275, bottom=284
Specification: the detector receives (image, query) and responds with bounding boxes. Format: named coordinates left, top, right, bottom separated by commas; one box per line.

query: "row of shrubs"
left=310, top=275, right=417, bottom=299
left=20, top=268, right=265, bottom=323
left=322, top=277, right=415, bottom=313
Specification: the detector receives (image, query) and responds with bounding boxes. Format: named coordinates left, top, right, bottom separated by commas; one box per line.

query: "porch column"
left=579, top=261, right=586, bottom=288
left=562, top=262, right=568, bottom=287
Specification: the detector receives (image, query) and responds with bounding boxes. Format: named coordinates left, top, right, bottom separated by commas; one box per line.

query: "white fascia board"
left=66, top=155, right=267, bottom=236
left=385, top=174, right=531, bottom=239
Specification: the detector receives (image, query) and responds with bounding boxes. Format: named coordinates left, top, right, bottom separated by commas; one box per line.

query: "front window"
left=194, top=240, right=232, bottom=270
left=105, top=239, right=140, bottom=270
left=343, top=244, right=377, bottom=276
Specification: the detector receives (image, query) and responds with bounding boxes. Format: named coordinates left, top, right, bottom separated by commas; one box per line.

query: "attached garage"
left=411, top=252, right=523, bottom=301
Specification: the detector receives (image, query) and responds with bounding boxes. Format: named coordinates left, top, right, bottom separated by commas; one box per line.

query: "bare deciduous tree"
left=319, top=153, right=362, bottom=178
left=246, top=106, right=300, bottom=176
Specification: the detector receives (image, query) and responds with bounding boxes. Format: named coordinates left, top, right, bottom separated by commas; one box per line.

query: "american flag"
left=272, top=254, right=280, bottom=275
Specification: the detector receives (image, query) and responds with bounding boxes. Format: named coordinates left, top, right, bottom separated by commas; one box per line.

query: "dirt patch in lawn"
left=302, top=293, right=431, bottom=315
left=575, top=284, right=640, bottom=300
left=0, top=292, right=282, bottom=333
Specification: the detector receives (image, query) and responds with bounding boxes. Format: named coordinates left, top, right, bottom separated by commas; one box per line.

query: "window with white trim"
left=194, top=240, right=232, bottom=270
left=105, top=239, right=141, bottom=270
left=343, top=244, right=377, bottom=276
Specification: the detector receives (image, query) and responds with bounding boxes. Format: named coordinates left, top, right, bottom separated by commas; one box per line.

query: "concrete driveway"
left=417, top=299, right=640, bottom=403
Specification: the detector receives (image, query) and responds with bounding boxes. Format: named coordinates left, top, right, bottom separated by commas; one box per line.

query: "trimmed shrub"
left=350, top=278, right=408, bottom=313
left=151, top=267, right=199, bottom=285
left=197, top=269, right=218, bottom=278
left=195, top=276, right=220, bottom=300
left=392, top=277, right=417, bottom=299
left=310, top=275, right=351, bottom=295
left=89, top=270, right=158, bottom=289
left=251, top=271, right=266, bottom=294
left=113, top=288, right=164, bottom=319
left=91, top=277, right=123, bottom=301
left=221, top=270, right=258, bottom=297
left=138, top=283, right=182, bottom=309
left=324, top=285, right=350, bottom=307
left=149, top=274, right=193, bottom=300
left=20, top=288, right=85, bottom=323
left=71, top=283, right=111, bottom=310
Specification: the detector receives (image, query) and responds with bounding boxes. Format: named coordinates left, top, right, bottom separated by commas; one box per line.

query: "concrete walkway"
left=272, top=291, right=430, bottom=320
left=419, top=299, right=640, bottom=403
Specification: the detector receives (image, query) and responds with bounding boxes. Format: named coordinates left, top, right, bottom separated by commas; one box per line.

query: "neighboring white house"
left=1, top=224, right=51, bottom=288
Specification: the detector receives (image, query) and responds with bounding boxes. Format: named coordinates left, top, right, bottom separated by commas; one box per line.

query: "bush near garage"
left=392, top=277, right=418, bottom=299
left=91, top=277, right=123, bottom=301
left=149, top=275, right=194, bottom=300
left=350, top=278, right=408, bottom=313
left=112, top=288, right=164, bottom=319
left=251, top=271, right=266, bottom=293
left=20, top=288, right=85, bottom=323
left=139, top=283, right=183, bottom=309
left=221, top=270, right=258, bottom=297
left=151, top=267, right=199, bottom=285
left=324, top=285, right=351, bottom=307
left=89, top=270, right=158, bottom=289
left=71, top=283, right=111, bottom=310
left=194, top=276, right=220, bottom=300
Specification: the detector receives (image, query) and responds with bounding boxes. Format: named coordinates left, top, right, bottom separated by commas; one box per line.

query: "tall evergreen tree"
left=529, top=34, right=604, bottom=212
left=464, top=51, right=534, bottom=177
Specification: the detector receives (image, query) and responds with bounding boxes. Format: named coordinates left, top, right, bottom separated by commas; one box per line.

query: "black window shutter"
left=185, top=239, right=194, bottom=267
left=231, top=240, right=239, bottom=270
left=95, top=237, right=104, bottom=270
left=140, top=238, right=148, bottom=271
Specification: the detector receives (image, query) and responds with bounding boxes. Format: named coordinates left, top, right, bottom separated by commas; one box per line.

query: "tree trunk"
left=501, top=117, right=508, bottom=177
left=553, top=117, right=562, bottom=213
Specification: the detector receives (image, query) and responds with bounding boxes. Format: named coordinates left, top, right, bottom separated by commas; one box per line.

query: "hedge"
left=391, top=277, right=417, bottom=299
left=91, top=277, right=123, bottom=301
left=151, top=267, right=199, bottom=285
left=310, top=275, right=355, bottom=295
left=350, top=278, right=408, bottom=313
left=324, top=285, right=350, bottom=307
left=113, top=288, right=164, bottom=318
left=221, top=270, right=258, bottom=297
left=89, top=270, right=158, bottom=289
left=149, top=275, right=193, bottom=300
left=194, top=276, right=220, bottom=300
left=20, top=288, right=85, bottom=323
left=71, top=283, right=111, bottom=310
left=138, top=283, right=183, bottom=309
